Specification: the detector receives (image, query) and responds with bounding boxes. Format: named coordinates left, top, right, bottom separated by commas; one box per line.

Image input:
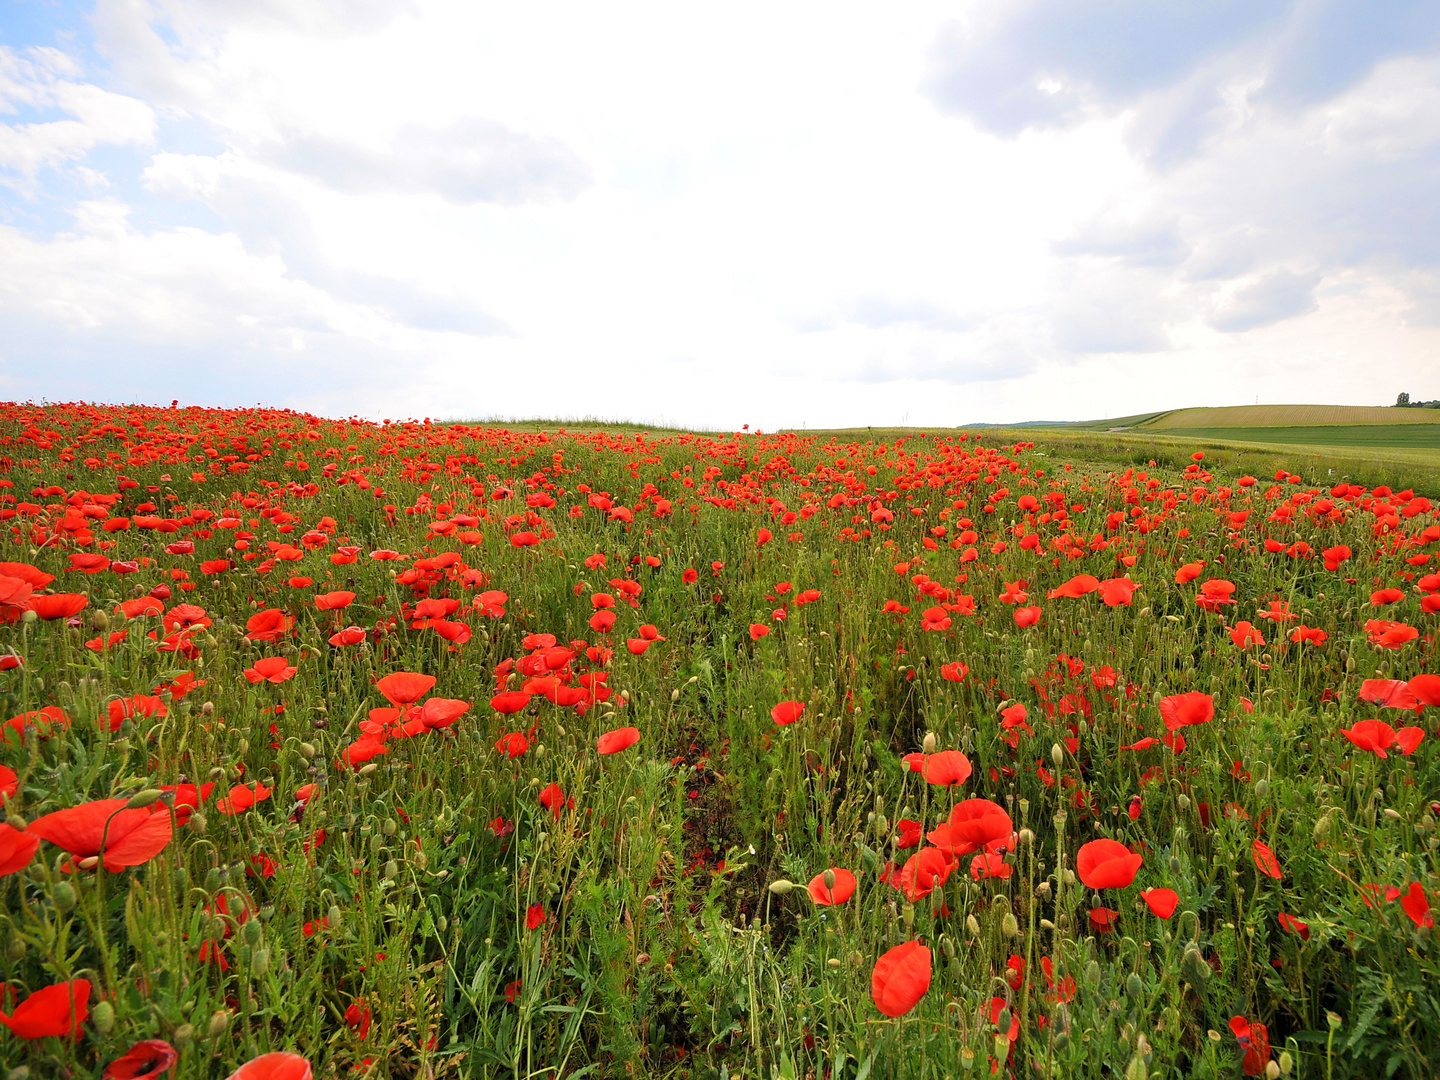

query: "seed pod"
left=52, top=882, right=76, bottom=913
left=960, top=1048, right=976, bottom=1071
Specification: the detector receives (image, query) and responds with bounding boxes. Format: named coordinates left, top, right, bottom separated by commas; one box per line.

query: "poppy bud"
left=1278, top=1051, right=1293, bottom=1076
left=948, top=955, right=962, bottom=979
left=1126, top=972, right=1144, bottom=1000
left=89, top=998, right=115, bottom=1035
left=1019, top=828, right=1035, bottom=845
left=823, top=869, right=837, bottom=890
left=384, top=860, right=398, bottom=880
left=383, top=818, right=398, bottom=837
left=300, top=742, right=316, bottom=759
left=243, top=920, right=263, bottom=946
left=6, top=931, right=25, bottom=961
left=328, top=904, right=342, bottom=926
left=358, top=763, right=379, bottom=776
left=1124, top=1053, right=1147, bottom=1080
left=6, top=813, right=26, bottom=832
left=52, top=881, right=77, bottom=912
left=922, top=732, right=937, bottom=753
left=412, top=850, right=428, bottom=869
left=1002, top=913, right=1019, bottom=937
left=369, top=834, right=384, bottom=854
left=8, top=1067, right=29, bottom=1080
left=966, top=914, right=981, bottom=936
left=21, top=609, right=37, bottom=624
left=1265, top=1063, right=1280, bottom=1080
left=1084, top=960, right=1101, bottom=988
left=127, top=788, right=164, bottom=809
left=208, top=1010, right=230, bottom=1038
left=768, top=879, right=795, bottom=895
left=174, top=1023, right=195, bottom=1048
left=1051, top=743, right=1064, bottom=767
left=251, top=947, right=270, bottom=977
left=671, top=689, right=680, bottom=701
left=1054, top=1032, right=1071, bottom=1050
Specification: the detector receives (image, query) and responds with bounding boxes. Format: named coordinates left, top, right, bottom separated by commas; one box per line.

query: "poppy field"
left=0, top=401, right=1438, bottom=1080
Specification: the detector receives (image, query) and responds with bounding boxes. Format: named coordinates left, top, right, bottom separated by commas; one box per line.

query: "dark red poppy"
left=104, top=1038, right=179, bottom=1078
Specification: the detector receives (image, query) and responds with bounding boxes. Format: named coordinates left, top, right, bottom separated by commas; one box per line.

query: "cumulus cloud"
left=0, top=46, right=155, bottom=182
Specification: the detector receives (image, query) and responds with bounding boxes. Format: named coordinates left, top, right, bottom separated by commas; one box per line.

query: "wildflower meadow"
left=0, top=402, right=1436, bottom=1080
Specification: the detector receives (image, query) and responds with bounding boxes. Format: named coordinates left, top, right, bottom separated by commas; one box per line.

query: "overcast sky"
left=2, top=0, right=1438, bottom=428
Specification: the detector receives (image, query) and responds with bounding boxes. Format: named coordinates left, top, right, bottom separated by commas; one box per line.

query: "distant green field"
left=1163, top=424, right=1440, bottom=448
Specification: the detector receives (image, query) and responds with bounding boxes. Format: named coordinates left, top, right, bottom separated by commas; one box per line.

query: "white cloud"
left=0, top=1, right=1437, bottom=424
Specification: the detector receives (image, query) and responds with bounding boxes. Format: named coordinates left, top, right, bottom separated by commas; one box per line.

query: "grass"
left=1143, top=405, right=1440, bottom=429
left=0, top=402, right=1437, bottom=1079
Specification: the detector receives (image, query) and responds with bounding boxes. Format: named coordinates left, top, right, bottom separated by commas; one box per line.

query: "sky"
left=1, top=0, right=1438, bottom=429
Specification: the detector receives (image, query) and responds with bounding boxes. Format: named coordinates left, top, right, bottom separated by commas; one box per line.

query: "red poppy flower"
left=244, top=657, right=298, bottom=684
left=749, top=623, right=769, bottom=640
left=314, top=591, right=355, bottom=611
left=807, top=868, right=857, bottom=904
left=1341, top=718, right=1423, bottom=758
left=490, top=691, right=532, bottom=715
left=0, top=822, right=39, bottom=876
left=216, top=782, right=272, bottom=816
left=0, top=978, right=90, bottom=1039
left=28, top=593, right=89, bottom=620
left=526, top=903, right=547, bottom=930
left=597, top=727, right=641, bottom=754
left=226, top=1053, right=312, bottom=1080
left=1277, top=913, right=1310, bottom=940
left=1076, top=838, right=1142, bottom=889
left=344, top=1001, right=371, bottom=1039
left=538, top=783, right=571, bottom=819
left=495, top=732, right=529, bottom=758
left=104, top=1039, right=179, bottom=1078
left=902, top=749, right=972, bottom=787
left=329, top=626, right=366, bottom=646
left=377, top=671, right=436, bottom=706
left=1047, top=574, right=1099, bottom=599
left=895, top=818, right=923, bottom=848
left=1400, top=881, right=1433, bottom=929
left=1252, top=839, right=1282, bottom=879
left=771, top=700, right=805, bottom=725
left=1013, top=605, right=1042, bottom=627
left=940, top=660, right=967, bottom=682
left=969, top=852, right=1010, bottom=880
left=893, top=847, right=958, bottom=900
left=1141, top=888, right=1178, bottom=919
left=1364, top=619, right=1419, bottom=649
left=1098, top=577, right=1139, bottom=606
left=244, top=609, right=294, bottom=642
left=1229, top=1016, right=1271, bottom=1077
left=927, top=799, right=1011, bottom=854
left=5, top=705, right=71, bottom=743
left=27, top=799, right=172, bottom=870
left=1229, top=621, right=1264, bottom=649
left=1159, top=692, right=1213, bottom=732
left=1089, top=906, right=1120, bottom=933
left=871, top=940, right=930, bottom=1017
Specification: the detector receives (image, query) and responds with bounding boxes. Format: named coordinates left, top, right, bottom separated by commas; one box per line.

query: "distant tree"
left=1397, top=392, right=1411, bottom=406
